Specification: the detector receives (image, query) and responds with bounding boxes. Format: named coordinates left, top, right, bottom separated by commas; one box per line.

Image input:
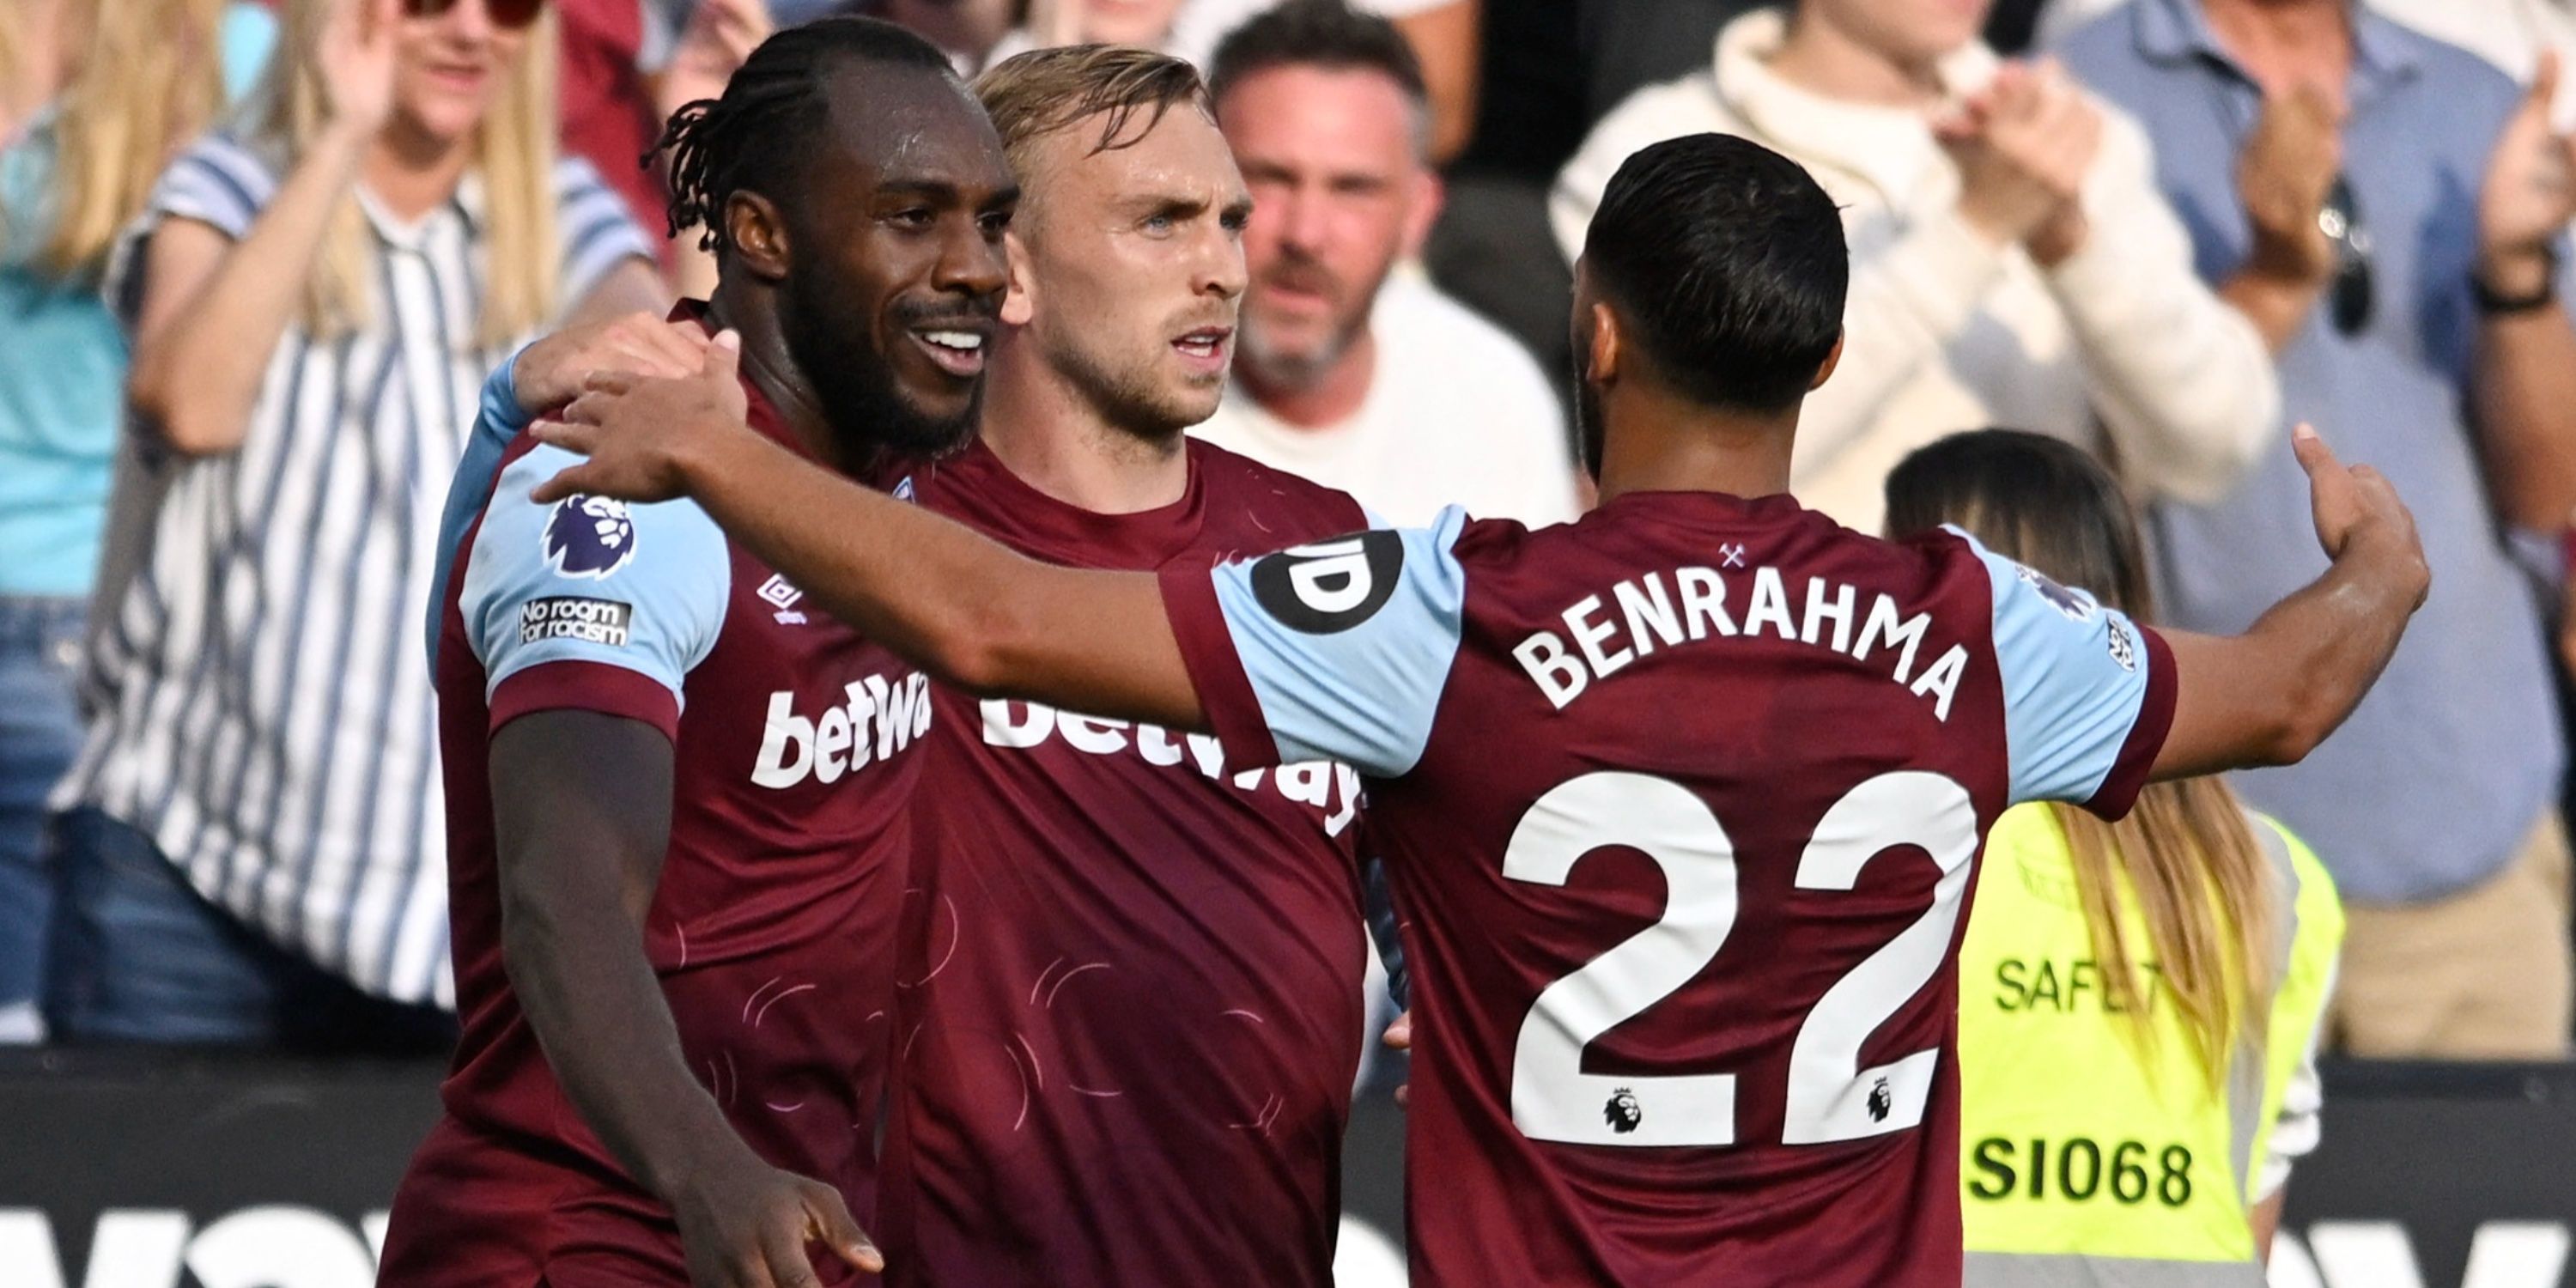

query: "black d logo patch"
left=1249, top=532, right=1405, bottom=635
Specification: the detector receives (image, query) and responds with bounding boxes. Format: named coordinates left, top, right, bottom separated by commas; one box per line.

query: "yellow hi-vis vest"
left=1956, top=804, right=2343, bottom=1287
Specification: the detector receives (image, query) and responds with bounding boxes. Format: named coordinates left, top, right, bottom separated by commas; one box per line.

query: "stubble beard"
left=1049, top=327, right=1220, bottom=446
left=781, top=273, right=982, bottom=461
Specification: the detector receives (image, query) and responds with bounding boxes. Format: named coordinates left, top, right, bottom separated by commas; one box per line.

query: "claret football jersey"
left=1156, top=490, right=2177, bottom=1287
left=381, top=323, right=926, bottom=1287
left=878, top=437, right=1373, bottom=1287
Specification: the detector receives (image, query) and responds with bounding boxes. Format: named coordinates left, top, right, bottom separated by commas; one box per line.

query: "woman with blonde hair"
left=0, top=0, right=272, bottom=1044
left=45, top=0, right=659, bottom=1048
left=1885, top=428, right=2345, bottom=1285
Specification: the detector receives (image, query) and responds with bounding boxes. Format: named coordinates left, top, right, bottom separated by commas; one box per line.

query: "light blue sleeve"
left=458, top=440, right=732, bottom=708
left=425, top=355, right=538, bottom=666
left=1206, top=507, right=1472, bottom=778
left=1952, top=527, right=2159, bottom=806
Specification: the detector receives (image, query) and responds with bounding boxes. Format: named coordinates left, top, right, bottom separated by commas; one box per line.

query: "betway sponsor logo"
left=752, top=674, right=933, bottom=788
left=981, top=700, right=1362, bottom=836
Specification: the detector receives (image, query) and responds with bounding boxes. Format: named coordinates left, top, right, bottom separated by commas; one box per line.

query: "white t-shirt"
left=1193, top=272, right=1579, bottom=529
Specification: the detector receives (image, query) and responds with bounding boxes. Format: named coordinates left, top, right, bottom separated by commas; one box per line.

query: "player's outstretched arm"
left=2151, top=424, right=2430, bottom=780
left=492, top=712, right=881, bottom=1287
left=529, top=334, right=1210, bottom=732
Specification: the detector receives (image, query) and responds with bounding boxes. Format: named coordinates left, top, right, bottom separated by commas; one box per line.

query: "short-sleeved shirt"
left=378, top=338, right=927, bottom=1287
left=2055, top=0, right=2566, bottom=903
left=56, top=133, right=652, bottom=1004
left=1157, top=490, right=2178, bottom=1286
left=877, top=437, right=1372, bottom=1287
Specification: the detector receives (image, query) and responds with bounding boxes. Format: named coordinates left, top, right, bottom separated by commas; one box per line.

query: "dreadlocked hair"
left=651, top=15, right=957, bottom=253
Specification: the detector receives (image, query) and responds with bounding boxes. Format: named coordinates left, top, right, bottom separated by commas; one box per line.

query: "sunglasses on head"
left=2318, top=173, right=2374, bottom=337
left=404, top=0, right=546, bottom=30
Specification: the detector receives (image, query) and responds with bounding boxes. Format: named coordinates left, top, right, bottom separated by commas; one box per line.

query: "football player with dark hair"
left=380, top=18, right=1015, bottom=1288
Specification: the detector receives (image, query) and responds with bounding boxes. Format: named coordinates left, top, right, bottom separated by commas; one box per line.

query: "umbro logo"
left=758, top=574, right=807, bottom=625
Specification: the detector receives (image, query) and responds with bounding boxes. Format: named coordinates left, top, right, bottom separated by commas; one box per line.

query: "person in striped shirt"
left=0, top=0, right=272, bottom=1048
left=43, top=0, right=660, bottom=1048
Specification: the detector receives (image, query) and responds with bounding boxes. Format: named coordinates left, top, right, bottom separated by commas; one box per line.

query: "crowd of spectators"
left=3, top=0, right=2574, bottom=1064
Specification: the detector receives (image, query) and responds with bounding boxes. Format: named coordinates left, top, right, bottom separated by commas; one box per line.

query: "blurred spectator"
left=45, top=0, right=657, bottom=1050
left=1195, top=0, right=1577, bottom=526
left=1554, top=0, right=2281, bottom=533
left=986, top=0, right=1193, bottom=61
left=2058, top=0, right=2576, bottom=1056
left=989, top=0, right=1467, bottom=106
left=2042, top=0, right=2576, bottom=94
left=0, top=0, right=270, bottom=1047
left=556, top=0, right=675, bottom=241
left=554, top=0, right=762, bottom=295
left=558, top=0, right=767, bottom=295
left=1418, top=0, right=1580, bottom=421
left=866, top=0, right=1016, bottom=66
left=1188, top=0, right=1475, bottom=160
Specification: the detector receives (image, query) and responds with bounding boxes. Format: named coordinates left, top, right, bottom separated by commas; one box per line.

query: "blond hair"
left=1884, top=429, right=2276, bottom=1090
left=972, top=44, right=1206, bottom=201
left=4, top=0, right=233, bottom=279
left=248, top=0, right=563, bottom=345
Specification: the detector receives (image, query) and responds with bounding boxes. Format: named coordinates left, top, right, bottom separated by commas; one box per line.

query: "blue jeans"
left=45, top=806, right=456, bottom=1053
left=0, top=596, right=85, bottom=1042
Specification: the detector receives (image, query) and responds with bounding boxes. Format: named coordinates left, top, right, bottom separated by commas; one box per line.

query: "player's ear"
left=1586, top=299, right=1623, bottom=386
left=1810, top=331, right=1845, bottom=392
left=725, top=191, right=793, bottom=284
left=1000, top=229, right=1036, bottom=328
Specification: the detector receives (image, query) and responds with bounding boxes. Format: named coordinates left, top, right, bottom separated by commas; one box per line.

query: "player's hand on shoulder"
left=532, top=331, right=750, bottom=506
left=2292, top=422, right=2428, bottom=606
left=512, top=313, right=714, bottom=418
left=671, top=1143, right=881, bottom=1288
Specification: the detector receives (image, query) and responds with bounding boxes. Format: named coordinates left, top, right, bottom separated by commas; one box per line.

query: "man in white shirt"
left=1194, top=0, right=1580, bottom=526
left=1554, top=0, right=2281, bottom=532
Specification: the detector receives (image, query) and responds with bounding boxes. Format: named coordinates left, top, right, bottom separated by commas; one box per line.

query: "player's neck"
left=1236, top=328, right=1378, bottom=430
left=979, top=328, right=1191, bottom=514
left=1590, top=384, right=1798, bottom=507
left=705, top=289, right=846, bottom=475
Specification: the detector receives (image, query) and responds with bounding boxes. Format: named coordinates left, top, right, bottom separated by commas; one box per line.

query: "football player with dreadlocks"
left=378, top=18, right=1017, bottom=1288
